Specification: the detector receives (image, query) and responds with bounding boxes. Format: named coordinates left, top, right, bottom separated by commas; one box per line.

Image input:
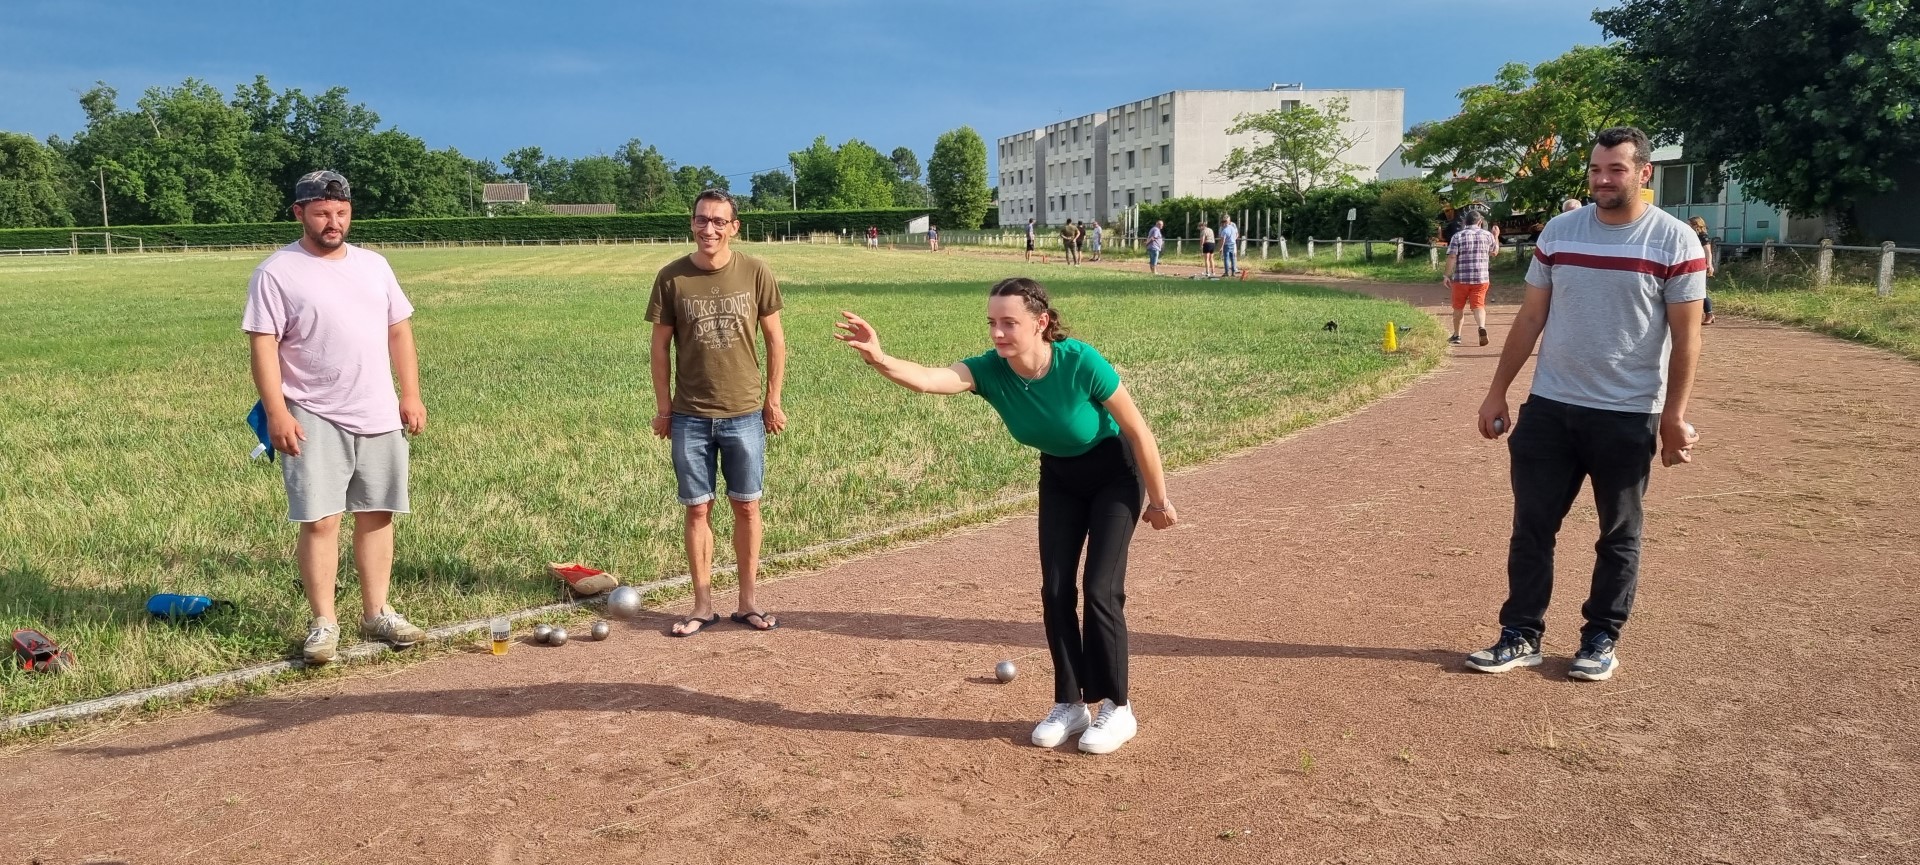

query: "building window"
left=1281, top=100, right=1299, bottom=112
left=1084, top=157, right=1092, bottom=175
left=1161, top=109, right=1170, bottom=126
left=1127, top=191, right=1136, bottom=207
left=1160, top=145, right=1169, bottom=165
left=1658, top=165, right=1690, bottom=206
left=1161, top=186, right=1169, bottom=201
left=1127, top=150, right=1136, bottom=169
left=1072, top=127, right=1080, bottom=144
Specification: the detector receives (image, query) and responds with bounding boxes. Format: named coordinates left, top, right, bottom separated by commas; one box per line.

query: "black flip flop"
left=670, top=613, right=720, bottom=638
left=730, top=611, right=779, bottom=631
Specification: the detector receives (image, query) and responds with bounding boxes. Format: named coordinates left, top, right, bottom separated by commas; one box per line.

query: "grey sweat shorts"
left=280, top=401, right=411, bottom=522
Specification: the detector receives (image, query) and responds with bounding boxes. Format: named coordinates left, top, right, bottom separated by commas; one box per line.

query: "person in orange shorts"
left=1444, top=210, right=1499, bottom=346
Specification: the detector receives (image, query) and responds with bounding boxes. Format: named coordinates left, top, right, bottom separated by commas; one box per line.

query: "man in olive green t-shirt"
left=646, top=189, right=788, bottom=636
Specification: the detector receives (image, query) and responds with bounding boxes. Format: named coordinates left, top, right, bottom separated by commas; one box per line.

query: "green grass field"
left=0, top=243, right=1442, bottom=716
left=1710, top=261, right=1920, bottom=360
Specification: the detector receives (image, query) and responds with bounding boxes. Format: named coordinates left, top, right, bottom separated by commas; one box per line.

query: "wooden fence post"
left=1395, top=238, right=1405, bottom=263
left=1816, top=238, right=1834, bottom=289
left=1879, top=241, right=1897, bottom=298
left=1429, top=246, right=1439, bottom=271
left=1335, top=239, right=1344, bottom=261
left=1307, top=238, right=1316, bottom=260
left=1762, top=238, right=1774, bottom=267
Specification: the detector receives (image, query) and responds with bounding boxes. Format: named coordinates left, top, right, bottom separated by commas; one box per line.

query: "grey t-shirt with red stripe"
left=1525, top=205, right=1706, bottom=413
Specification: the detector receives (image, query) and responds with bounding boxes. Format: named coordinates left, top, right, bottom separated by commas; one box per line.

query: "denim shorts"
left=670, top=411, right=766, bottom=506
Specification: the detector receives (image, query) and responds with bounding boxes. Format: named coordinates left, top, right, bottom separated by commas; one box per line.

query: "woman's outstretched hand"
left=834, top=311, right=885, bottom=364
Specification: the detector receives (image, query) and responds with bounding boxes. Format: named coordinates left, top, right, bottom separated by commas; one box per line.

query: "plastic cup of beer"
left=490, top=617, right=512, bottom=655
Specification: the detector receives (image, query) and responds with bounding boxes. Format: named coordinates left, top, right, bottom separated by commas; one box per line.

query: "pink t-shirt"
left=242, top=242, right=414, bottom=435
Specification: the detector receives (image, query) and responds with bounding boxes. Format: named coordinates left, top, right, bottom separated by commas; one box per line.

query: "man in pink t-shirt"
left=242, top=170, right=429, bottom=664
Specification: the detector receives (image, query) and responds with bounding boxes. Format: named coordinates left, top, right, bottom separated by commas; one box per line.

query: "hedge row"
left=0, top=208, right=929, bottom=251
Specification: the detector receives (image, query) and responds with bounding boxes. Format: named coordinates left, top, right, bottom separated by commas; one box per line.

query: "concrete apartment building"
left=997, top=85, right=1403, bottom=228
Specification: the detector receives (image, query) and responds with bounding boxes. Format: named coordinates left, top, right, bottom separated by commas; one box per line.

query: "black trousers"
left=1501, top=396, right=1658, bottom=644
left=1038, top=436, right=1142, bottom=705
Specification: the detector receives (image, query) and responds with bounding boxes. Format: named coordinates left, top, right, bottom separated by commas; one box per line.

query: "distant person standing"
left=1146, top=220, right=1165, bottom=275
left=1218, top=215, right=1240, bottom=277
left=1445, top=211, right=1499, bottom=346
left=1025, top=218, right=1037, bottom=263
left=928, top=224, right=940, bottom=252
left=1060, top=220, right=1080, bottom=265
left=243, top=170, right=429, bottom=664
left=1687, top=216, right=1718, bottom=325
left=1090, top=221, right=1103, bottom=262
left=867, top=225, right=879, bottom=248
left=1198, top=219, right=1216, bottom=277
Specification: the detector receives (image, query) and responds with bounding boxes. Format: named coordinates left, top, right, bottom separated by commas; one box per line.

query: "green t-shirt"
left=646, top=251, right=783, bottom=418
left=962, top=338, right=1121, bottom=457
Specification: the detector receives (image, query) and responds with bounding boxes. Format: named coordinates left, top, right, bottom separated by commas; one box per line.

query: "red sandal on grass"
left=547, top=562, right=620, bottom=597
left=12, top=628, right=75, bottom=673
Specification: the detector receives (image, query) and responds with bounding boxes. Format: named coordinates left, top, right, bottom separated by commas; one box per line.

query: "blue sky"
left=0, top=0, right=1606, bottom=185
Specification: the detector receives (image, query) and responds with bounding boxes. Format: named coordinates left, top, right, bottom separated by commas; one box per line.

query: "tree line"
left=1211, top=0, right=1917, bottom=236
left=0, top=76, right=993, bottom=230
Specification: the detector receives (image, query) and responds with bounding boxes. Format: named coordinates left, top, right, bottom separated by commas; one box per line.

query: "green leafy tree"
left=345, top=130, right=474, bottom=218
left=1596, top=0, right=1920, bottom=224
left=789, top=137, right=840, bottom=209
left=790, top=137, right=897, bottom=210
left=502, top=146, right=566, bottom=200
left=61, top=79, right=284, bottom=225
left=927, top=126, right=990, bottom=229
left=748, top=170, right=793, bottom=211
left=616, top=139, right=676, bottom=213
left=828, top=140, right=896, bottom=209
left=0, top=132, right=75, bottom=227
left=1401, top=45, right=1656, bottom=216
left=888, top=146, right=928, bottom=206
left=555, top=154, right=626, bottom=206
left=671, top=164, right=729, bottom=211
left=1366, top=179, right=1444, bottom=242
left=1216, top=97, right=1365, bottom=206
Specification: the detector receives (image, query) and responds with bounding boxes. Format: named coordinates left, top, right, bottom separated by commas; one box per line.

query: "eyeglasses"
left=692, top=216, right=735, bottom=228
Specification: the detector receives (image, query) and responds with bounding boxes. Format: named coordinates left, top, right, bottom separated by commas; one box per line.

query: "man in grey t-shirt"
left=1466, top=127, right=1706, bottom=682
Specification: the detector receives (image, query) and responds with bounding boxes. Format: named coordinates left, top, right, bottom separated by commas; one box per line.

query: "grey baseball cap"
left=293, top=170, right=351, bottom=205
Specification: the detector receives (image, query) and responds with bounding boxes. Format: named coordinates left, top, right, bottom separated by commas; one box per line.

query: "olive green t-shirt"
left=962, top=338, right=1121, bottom=457
left=646, top=251, right=783, bottom=418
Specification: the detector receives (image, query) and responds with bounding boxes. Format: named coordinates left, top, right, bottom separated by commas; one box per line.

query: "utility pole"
left=97, top=167, right=109, bottom=229
left=789, top=159, right=798, bottom=211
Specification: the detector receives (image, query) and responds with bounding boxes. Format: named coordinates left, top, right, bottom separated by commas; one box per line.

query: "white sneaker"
left=303, top=616, right=339, bottom=664
left=1077, top=700, right=1137, bottom=755
left=1031, top=702, right=1092, bottom=748
left=361, top=606, right=425, bottom=648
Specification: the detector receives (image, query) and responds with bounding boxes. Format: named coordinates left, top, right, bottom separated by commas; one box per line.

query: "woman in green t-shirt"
left=834, top=277, right=1176, bottom=755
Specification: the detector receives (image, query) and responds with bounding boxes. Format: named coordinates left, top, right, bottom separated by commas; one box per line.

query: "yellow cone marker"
left=1384, top=321, right=1400, bottom=353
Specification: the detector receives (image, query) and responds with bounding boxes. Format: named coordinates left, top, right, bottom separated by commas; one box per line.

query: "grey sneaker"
left=362, top=606, right=425, bottom=648
left=303, top=616, right=340, bottom=664
left=1465, top=628, right=1543, bottom=673
left=1568, top=634, right=1620, bottom=681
